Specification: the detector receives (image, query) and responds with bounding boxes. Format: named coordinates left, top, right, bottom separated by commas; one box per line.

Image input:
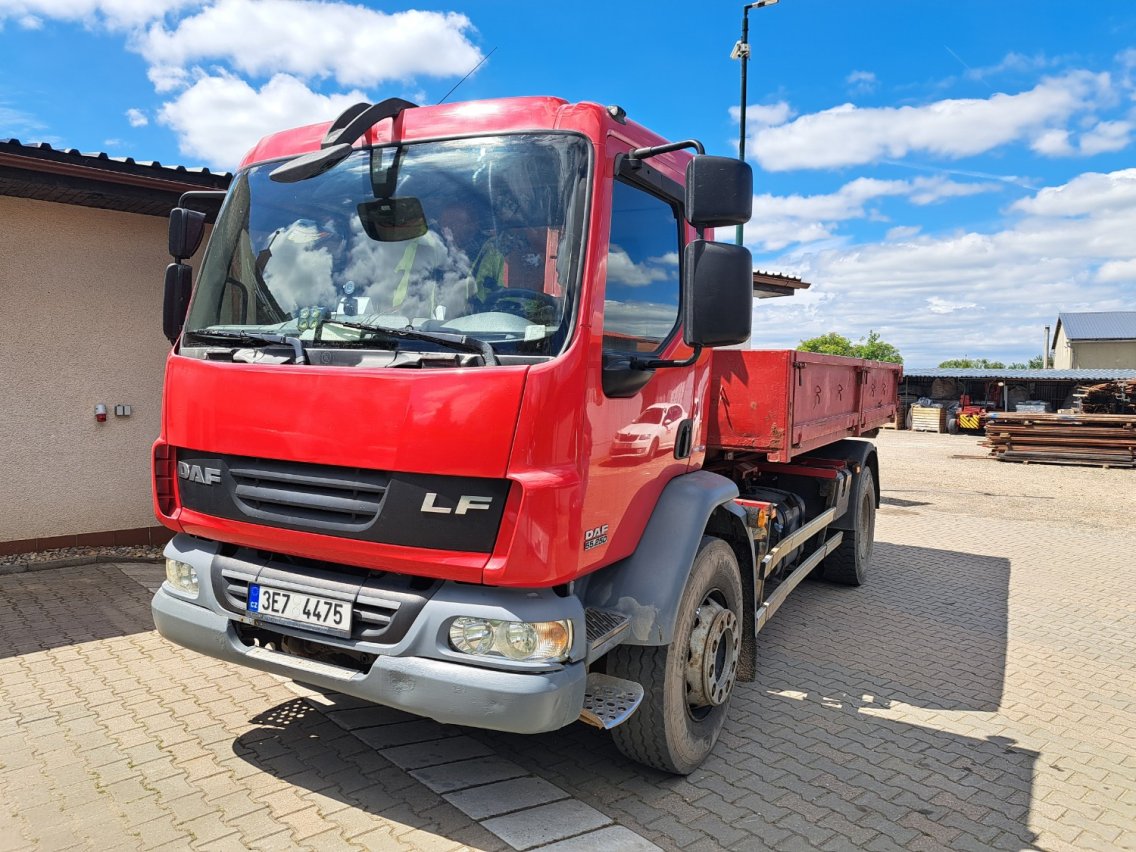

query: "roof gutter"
left=0, top=150, right=221, bottom=194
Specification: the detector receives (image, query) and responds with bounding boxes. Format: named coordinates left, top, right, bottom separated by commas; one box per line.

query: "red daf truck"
left=151, top=96, right=900, bottom=774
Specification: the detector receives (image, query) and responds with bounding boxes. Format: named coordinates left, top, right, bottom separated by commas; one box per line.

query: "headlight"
left=449, top=617, right=572, bottom=663
left=165, top=558, right=199, bottom=596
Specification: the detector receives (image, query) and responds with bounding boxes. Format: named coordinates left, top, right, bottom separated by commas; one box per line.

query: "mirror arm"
left=628, top=139, right=706, bottom=162
left=632, top=344, right=703, bottom=371
left=177, top=189, right=227, bottom=209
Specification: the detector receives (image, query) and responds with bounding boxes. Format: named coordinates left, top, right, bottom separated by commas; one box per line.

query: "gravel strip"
left=0, top=544, right=163, bottom=575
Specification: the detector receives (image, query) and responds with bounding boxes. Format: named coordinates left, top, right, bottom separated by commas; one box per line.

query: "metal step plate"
left=578, top=673, right=644, bottom=730
left=584, top=608, right=631, bottom=663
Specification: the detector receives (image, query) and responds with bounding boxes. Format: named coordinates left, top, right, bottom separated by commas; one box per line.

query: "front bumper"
left=152, top=535, right=587, bottom=734
left=611, top=441, right=654, bottom=457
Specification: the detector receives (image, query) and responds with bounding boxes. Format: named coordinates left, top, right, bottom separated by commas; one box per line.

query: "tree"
left=799, top=330, right=903, bottom=364
left=798, top=332, right=855, bottom=357
left=856, top=330, right=904, bottom=364
left=938, top=358, right=1005, bottom=369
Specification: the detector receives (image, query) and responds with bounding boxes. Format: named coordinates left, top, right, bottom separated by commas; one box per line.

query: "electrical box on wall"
left=114, top=404, right=133, bottom=417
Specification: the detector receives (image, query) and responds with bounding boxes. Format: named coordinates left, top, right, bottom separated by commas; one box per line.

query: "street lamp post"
left=731, top=0, right=779, bottom=245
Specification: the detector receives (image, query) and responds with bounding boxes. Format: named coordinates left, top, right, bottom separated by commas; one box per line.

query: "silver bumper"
left=151, top=535, right=587, bottom=734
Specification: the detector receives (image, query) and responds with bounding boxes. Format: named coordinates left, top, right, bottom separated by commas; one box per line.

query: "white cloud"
left=0, top=0, right=193, bottom=29
left=606, top=247, right=671, bottom=287
left=926, top=296, right=978, bottom=314
left=0, top=103, right=46, bottom=138
left=846, top=70, right=877, bottom=94
left=752, top=70, right=1113, bottom=170
left=1031, top=128, right=1074, bottom=156
left=964, top=52, right=1059, bottom=81
left=749, top=168, right=1136, bottom=365
left=1031, top=120, right=1133, bottom=157
left=743, top=176, right=1000, bottom=251
left=136, top=1, right=483, bottom=88
left=1097, top=258, right=1136, bottom=282
left=885, top=225, right=921, bottom=241
left=157, top=72, right=369, bottom=169
left=2, top=1, right=487, bottom=168
left=1079, top=120, right=1132, bottom=155
left=1011, top=168, right=1136, bottom=217
left=147, top=64, right=190, bottom=94
left=729, top=101, right=793, bottom=128
left=604, top=300, right=678, bottom=342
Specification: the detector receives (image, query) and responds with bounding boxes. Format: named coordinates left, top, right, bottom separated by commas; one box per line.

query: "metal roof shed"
left=1052, top=312, right=1136, bottom=370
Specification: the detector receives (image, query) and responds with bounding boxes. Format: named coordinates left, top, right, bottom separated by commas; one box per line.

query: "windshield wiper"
left=186, top=330, right=308, bottom=365
left=322, top=320, right=498, bottom=366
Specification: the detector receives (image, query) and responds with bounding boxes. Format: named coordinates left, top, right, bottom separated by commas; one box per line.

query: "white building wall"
left=0, top=196, right=174, bottom=542
left=1053, top=326, right=1136, bottom=369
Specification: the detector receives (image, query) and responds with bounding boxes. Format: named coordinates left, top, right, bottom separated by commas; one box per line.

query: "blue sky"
left=2, top=0, right=1134, bottom=366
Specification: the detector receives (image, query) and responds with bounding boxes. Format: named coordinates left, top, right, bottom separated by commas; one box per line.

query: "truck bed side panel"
left=706, top=350, right=899, bottom=462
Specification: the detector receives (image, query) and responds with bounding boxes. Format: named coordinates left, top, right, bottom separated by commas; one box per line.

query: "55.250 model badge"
left=584, top=524, right=609, bottom=551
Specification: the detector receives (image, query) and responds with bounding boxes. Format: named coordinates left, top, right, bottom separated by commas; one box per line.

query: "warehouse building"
left=1052, top=311, right=1136, bottom=369
left=899, top=367, right=1136, bottom=430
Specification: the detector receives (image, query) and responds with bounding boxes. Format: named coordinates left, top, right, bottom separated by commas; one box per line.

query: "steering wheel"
left=479, top=288, right=560, bottom=322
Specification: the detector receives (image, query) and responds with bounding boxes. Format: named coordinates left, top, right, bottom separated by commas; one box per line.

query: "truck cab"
left=152, top=95, right=890, bottom=774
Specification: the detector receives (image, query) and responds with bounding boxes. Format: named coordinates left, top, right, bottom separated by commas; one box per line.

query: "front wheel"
left=607, top=537, right=743, bottom=774
left=823, top=467, right=876, bottom=585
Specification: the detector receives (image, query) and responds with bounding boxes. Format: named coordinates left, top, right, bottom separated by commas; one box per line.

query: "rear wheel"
left=607, top=537, right=743, bottom=774
left=823, top=467, right=876, bottom=586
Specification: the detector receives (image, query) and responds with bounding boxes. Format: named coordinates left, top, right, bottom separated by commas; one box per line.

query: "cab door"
left=577, top=137, right=700, bottom=570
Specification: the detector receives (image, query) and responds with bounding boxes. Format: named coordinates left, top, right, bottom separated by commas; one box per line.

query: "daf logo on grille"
left=178, top=462, right=221, bottom=486
left=420, top=493, right=493, bottom=515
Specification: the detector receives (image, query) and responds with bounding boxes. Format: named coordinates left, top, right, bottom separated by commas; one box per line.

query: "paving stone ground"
left=1, top=430, right=1134, bottom=850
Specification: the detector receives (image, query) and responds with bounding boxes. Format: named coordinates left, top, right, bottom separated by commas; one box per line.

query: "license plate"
left=247, top=584, right=352, bottom=636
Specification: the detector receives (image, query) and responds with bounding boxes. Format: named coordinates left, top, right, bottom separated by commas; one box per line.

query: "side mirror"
left=684, top=156, right=753, bottom=229
left=682, top=240, right=752, bottom=348
left=169, top=208, right=207, bottom=260
left=163, top=263, right=193, bottom=343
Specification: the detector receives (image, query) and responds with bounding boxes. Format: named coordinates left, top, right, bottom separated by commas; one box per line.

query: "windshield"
left=184, top=133, right=590, bottom=360
left=636, top=407, right=667, bottom=425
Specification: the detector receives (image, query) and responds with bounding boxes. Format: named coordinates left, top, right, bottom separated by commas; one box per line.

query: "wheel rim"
left=684, top=592, right=740, bottom=717
left=857, top=487, right=875, bottom=567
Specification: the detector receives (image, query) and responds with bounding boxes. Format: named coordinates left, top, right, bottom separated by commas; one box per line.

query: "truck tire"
left=822, top=467, right=875, bottom=586
left=607, top=537, right=743, bottom=775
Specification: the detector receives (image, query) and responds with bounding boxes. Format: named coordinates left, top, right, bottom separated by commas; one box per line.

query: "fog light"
left=448, top=618, right=573, bottom=663
left=165, top=558, right=199, bottom=596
